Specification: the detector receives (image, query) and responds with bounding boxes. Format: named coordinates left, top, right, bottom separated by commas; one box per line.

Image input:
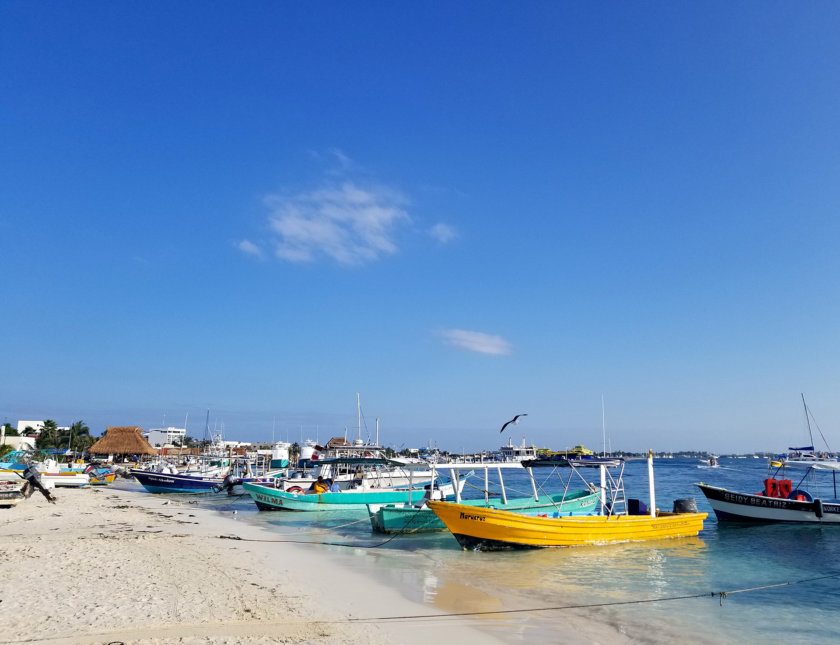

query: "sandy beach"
left=0, top=483, right=521, bottom=645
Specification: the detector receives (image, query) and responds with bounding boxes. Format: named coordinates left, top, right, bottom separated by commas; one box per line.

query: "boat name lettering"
left=459, top=512, right=486, bottom=522
left=255, top=493, right=282, bottom=506
left=722, top=492, right=792, bottom=508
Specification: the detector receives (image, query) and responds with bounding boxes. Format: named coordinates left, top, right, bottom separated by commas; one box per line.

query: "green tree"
left=2, top=423, right=18, bottom=436
left=66, top=421, right=94, bottom=452
left=36, top=420, right=59, bottom=449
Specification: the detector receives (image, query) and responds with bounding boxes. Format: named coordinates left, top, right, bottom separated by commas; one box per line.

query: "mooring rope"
left=324, top=572, right=840, bottom=623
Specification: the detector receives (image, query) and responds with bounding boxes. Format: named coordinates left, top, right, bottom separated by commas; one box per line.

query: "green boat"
left=368, top=488, right=599, bottom=533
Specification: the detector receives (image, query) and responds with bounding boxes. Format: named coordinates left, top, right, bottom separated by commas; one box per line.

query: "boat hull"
left=426, top=500, right=706, bottom=549
left=369, top=490, right=599, bottom=534
left=0, top=469, right=89, bottom=487
left=243, top=481, right=456, bottom=511
left=696, top=483, right=840, bottom=524
left=130, top=469, right=269, bottom=494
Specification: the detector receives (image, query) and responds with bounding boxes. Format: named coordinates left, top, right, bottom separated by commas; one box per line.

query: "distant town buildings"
left=146, top=426, right=188, bottom=448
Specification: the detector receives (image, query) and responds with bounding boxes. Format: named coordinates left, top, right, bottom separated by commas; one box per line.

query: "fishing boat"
left=697, top=460, right=840, bottom=524
left=368, top=462, right=599, bottom=534
left=131, top=454, right=277, bottom=494
left=426, top=452, right=706, bottom=549
left=0, top=453, right=90, bottom=487
left=242, top=458, right=465, bottom=511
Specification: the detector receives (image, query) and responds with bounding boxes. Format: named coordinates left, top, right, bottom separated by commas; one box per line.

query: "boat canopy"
left=788, top=445, right=815, bottom=451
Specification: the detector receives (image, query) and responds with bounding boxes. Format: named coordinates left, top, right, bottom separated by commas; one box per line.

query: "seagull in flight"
left=500, top=413, right=528, bottom=433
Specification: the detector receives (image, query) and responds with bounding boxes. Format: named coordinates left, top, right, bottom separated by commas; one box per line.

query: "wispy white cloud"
left=429, top=222, right=457, bottom=244
left=439, top=329, right=512, bottom=355
left=236, top=239, right=263, bottom=258
left=265, top=181, right=410, bottom=265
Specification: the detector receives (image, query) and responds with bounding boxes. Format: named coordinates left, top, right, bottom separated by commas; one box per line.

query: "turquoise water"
left=139, top=458, right=840, bottom=644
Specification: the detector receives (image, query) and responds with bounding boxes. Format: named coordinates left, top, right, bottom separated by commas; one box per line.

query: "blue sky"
left=2, top=2, right=839, bottom=454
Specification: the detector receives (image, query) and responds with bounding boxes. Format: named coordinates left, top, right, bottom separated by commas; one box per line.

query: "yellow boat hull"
left=426, top=500, right=707, bottom=550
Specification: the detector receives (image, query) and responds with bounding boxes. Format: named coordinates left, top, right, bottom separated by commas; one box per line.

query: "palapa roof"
left=88, top=426, right=157, bottom=455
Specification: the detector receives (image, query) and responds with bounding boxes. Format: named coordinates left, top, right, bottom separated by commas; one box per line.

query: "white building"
left=146, top=427, right=187, bottom=447
left=17, top=420, right=45, bottom=435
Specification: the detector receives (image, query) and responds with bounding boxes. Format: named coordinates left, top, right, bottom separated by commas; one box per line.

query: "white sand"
left=0, top=484, right=515, bottom=645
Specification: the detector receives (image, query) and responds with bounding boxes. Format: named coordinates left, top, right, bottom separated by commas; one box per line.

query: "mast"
left=357, top=392, right=362, bottom=442
left=601, top=394, right=606, bottom=457
left=801, top=393, right=815, bottom=448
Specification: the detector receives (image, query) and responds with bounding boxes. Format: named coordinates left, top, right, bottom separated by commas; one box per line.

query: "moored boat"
left=427, top=452, right=706, bottom=549
left=243, top=459, right=465, bottom=511
left=697, top=460, right=840, bottom=524
left=368, top=462, right=599, bottom=534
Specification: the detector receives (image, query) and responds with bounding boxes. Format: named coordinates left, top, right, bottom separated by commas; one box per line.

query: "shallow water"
left=140, top=458, right=840, bottom=644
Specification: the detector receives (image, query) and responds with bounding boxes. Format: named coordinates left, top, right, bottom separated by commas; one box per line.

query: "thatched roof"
left=88, top=426, right=156, bottom=455
left=325, top=437, right=351, bottom=448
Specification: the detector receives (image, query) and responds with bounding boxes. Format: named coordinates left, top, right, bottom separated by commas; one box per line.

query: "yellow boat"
left=426, top=500, right=706, bottom=549
left=426, top=451, right=706, bottom=550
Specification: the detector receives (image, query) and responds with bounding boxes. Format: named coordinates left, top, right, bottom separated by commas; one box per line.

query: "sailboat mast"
left=357, top=392, right=362, bottom=442
left=802, top=393, right=815, bottom=447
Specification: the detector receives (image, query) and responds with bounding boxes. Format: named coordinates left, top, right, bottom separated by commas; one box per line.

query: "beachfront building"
left=17, top=420, right=45, bottom=436
left=147, top=426, right=187, bottom=448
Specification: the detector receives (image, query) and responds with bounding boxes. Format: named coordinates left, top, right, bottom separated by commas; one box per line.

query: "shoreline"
left=1, top=483, right=518, bottom=644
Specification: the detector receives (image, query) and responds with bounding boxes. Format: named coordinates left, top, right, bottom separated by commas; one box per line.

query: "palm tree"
left=36, top=420, right=59, bottom=449
left=68, top=421, right=93, bottom=452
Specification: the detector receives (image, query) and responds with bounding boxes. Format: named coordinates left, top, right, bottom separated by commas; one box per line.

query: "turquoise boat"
left=243, top=476, right=463, bottom=511
left=368, top=487, right=600, bottom=533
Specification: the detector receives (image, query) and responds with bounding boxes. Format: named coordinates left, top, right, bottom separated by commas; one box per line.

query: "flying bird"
left=499, top=413, right=528, bottom=433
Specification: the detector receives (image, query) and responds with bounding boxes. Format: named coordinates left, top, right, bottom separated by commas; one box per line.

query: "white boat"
left=773, top=395, right=838, bottom=468
left=698, top=460, right=840, bottom=524
left=0, top=454, right=89, bottom=487
left=498, top=437, right=538, bottom=462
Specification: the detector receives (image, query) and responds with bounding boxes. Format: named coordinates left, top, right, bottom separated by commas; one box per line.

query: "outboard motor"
left=673, top=498, right=699, bottom=514
left=221, top=473, right=239, bottom=495
left=22, top=465, right=57, bottom=503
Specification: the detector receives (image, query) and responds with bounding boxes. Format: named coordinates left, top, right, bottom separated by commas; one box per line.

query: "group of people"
left=309, top=475, right=340, bottom=494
